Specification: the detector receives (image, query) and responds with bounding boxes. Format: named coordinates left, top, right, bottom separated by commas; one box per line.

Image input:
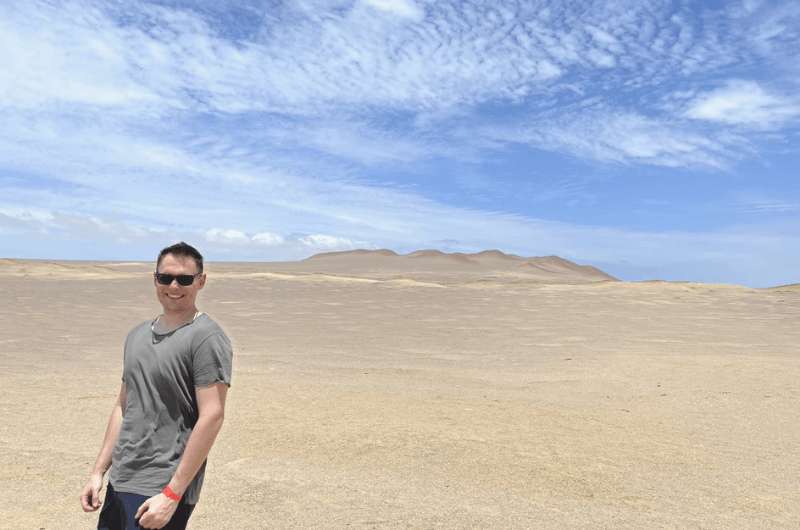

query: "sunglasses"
left=154, top=272, right=202, bottom=286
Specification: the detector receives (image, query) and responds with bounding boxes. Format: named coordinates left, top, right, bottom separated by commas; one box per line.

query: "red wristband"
left=162, top=485, right=182, bottom=502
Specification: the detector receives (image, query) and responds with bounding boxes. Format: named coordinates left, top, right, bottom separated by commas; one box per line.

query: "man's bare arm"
left=93, top=382, right=127, bottom=475
left=168, top=382, right=228, bottom=495
left=80, top=382, right=126, bottom=511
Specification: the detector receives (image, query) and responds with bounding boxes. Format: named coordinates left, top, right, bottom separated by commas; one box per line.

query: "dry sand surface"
left=1, top=251, right=799, bottom=528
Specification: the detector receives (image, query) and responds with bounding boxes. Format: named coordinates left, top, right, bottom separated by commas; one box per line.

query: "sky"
left=1, top=0, right=799, bottom=287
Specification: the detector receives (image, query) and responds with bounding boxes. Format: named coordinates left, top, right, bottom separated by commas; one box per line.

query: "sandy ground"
left=1, top=255, right=799, bottom=528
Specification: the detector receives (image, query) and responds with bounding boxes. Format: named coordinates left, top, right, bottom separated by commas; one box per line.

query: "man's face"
left=154, top=253, right=206, bottom=313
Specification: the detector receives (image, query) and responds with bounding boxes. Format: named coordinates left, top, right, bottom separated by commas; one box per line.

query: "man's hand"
left=135, top=493, right=179, bottom=529
left=79, top=472, right=104, bottom=512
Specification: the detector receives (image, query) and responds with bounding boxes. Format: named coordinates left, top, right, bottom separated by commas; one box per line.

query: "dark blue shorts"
left=97, top=482, right=195, bottom=530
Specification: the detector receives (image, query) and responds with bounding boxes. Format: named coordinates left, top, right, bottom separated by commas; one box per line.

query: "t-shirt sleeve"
left=121, top=333, right=130, bottom=383
left=193, top=332, right=233, bottom=387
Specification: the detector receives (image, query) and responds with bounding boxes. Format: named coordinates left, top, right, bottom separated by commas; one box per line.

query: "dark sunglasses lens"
left=176, top=275, right=195, bottom=286
left=156, top=273, right=196, bottom=286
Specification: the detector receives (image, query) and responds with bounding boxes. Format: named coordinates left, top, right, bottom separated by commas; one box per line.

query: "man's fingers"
left=80, top=491, right=91, bottom=512
left=80, top=478, right=104, bottom=512
left=80, top=486, right=97, bottom=512
left=134, top=499, right=149, bottom=519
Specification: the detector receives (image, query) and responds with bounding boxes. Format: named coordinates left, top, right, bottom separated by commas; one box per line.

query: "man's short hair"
left=156, top=242, right=204, bottom=273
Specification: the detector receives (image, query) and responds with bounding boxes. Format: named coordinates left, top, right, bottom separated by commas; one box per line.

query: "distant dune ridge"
left=302, top=248, right=617, bottom=283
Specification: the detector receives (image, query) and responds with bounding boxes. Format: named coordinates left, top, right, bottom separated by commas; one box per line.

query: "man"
left=80, top=242, right=233, bottom=529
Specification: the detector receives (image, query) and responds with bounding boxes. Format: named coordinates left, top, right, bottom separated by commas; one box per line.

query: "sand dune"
left=298, top=249, right=616, bottom=283
left=405, top=249, right=475, bottom=263
left=1, top=255, right=798, bottom=528
left=768, top=283, right=800, bottom=292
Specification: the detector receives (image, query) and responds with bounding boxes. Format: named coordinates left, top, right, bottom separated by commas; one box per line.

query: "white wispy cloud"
left=730, top=190, right=800, bottom=214
left=299, top=234, right=357, bottom=250
left=475, top=107, right=741, bottom=168
left=205, top=228, right=297, bottom=248
left=362, top=0, right=424, bottom=21
left=0, top=207, right=55, bottom=224
left=252, top=232, right=286, bottom=246
left=273, top=119, right=436, bottom=165
left=740, top=201, right=799, bottom=214
left=0, top=206, right=163, bottom=242
left=685, top=80, right=800, bottom=128
left=204, top=228, right=250, bottom=244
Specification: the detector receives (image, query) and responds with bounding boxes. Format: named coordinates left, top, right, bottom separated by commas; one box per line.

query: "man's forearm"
left=91, top=402, right=124, bottom=476
left=167, top=413, right=224, bottom=496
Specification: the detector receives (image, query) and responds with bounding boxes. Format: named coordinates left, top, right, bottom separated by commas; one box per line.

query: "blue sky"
left=1, top=0, right=799, bottom=286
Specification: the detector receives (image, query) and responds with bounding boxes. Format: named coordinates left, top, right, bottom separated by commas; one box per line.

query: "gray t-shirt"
left=110, top=313, right=233, bottom=504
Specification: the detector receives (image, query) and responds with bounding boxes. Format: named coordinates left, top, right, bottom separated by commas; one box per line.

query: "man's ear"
left=197, top=273, right=207, bottom=289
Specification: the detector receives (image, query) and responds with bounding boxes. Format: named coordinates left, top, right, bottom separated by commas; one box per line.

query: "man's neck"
left=160, top=308, right=199, bottom=329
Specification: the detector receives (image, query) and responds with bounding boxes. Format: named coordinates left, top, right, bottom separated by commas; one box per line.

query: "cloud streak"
left=685, top=80, right=800, bottom=128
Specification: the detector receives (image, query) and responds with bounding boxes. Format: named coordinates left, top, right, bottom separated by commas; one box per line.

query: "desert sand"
left=1, top=250, right=799, bottom=528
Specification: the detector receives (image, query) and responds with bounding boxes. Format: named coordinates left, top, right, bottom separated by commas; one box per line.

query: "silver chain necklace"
left=151, top=311, right=202, bottom=343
